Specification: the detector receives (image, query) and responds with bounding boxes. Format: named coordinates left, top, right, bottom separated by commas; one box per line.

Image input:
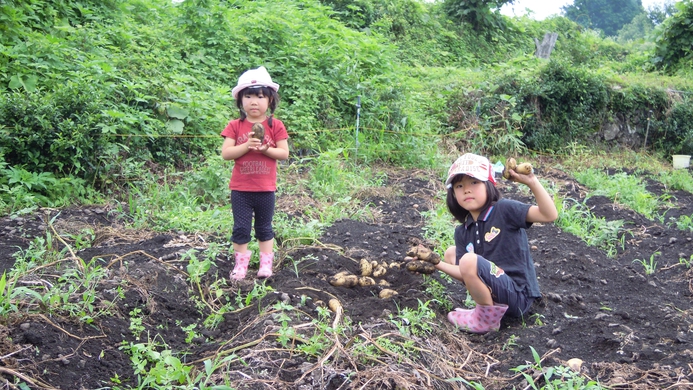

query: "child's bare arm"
left=510, top=171, right=558, bottom=223
left=221, top=137, right=251, bottom=161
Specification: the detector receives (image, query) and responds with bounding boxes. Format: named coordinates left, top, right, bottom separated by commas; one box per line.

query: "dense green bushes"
left=1, top=0, right=693, bottom=214
left=660, top=98, right=693, bottom=153
left=446, top=59, right=693, bottom=155
left=1, top=0, right=422, bottom=176
left=0, top=82, right=107, bottom=176
left=523, top=60, right=610, bottom=150
left=654, top=0, right=693, bottom=71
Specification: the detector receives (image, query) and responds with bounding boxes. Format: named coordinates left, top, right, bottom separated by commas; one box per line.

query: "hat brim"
left=232, top=82, right=280, bottom=100
left=445, top=172, right=495, bottom=187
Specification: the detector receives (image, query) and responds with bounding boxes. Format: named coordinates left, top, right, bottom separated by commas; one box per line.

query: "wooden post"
left=534, top=33, right=558, bottom=59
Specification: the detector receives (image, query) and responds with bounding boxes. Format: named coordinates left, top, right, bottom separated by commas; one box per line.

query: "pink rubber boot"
left=447, top=303, right=508, bottom=334
left=230, top=251, right=252, bottom=280
left=257, top=252, right=274, bottom=278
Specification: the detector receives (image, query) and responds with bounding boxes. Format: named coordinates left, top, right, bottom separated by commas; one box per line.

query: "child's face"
left=452, top=174, right=488, bottom=214
left=241, top=90, right=270, bottom=121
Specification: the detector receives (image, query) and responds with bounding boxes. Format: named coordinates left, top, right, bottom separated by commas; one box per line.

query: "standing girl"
left=221, top=66, right=289, bottom=280
left=436, top=153, right=557, bottom=334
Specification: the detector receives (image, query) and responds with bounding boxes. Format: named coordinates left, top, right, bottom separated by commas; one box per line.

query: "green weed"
left=119, top=337, right=192, bottom=388
left=180, top=323, right=201, bottom=344
left=655, top=169, right=693, bottom=193
left=632, top=251, right=659, bottom=275
left=129, top=308, right=146, bottom=341
left=422, top=275, right=454, bottom=312
left=673, top=214, right=693, bottom=232
left=421, top=201, right=456, bottom=250
left=270, top=300, right=345, bottom=358
left=556, top=197, right=626, bottom=258
left=4, top=235, right=117, bottom=323
left=389, top=300, right=436, bottom=337
left=503, top=334, right=519, bottom=351
left=234, top=281, right=274, bottom=310
left=572, top=168, right=669, bottom=220
left=287, top=254, right=319, bottom=278
left=511, top=346, right=605, bottom=389
left=0, top=272, right=20, bottom=316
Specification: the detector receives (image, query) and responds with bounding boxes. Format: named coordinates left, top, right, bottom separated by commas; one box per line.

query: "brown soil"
left=1, top=164, right=692, bottom=389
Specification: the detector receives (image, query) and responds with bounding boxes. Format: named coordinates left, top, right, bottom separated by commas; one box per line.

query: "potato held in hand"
left=407, top=244, right=441, bottom=265
left=406, top=260, right=437, bottom=274
left=502, top=157, right=517, bottom=180
left=251, top=122, right=265, bottom=141
left=503, top=157, right=533, bottom=180
left=516, top=162, right=533, bottom=175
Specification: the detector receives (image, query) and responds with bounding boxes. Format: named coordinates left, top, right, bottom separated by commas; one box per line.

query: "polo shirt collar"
left=463, top=203, right=495, bottom=228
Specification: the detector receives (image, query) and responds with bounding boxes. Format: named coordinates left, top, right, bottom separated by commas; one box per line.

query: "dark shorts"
left=231, top=190, right=275, bottom=244
left=473, top=255, right=534, bottom=317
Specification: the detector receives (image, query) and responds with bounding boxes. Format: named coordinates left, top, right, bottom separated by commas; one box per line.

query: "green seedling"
left=181, top=323, right=201, bottom=344
left=632, top=251, right=659, bottom=275
left=129, top=308, right=145, bottom=340
left=503, top=334, right=519, bottom=351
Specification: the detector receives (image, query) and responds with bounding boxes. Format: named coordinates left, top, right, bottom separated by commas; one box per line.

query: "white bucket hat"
left=445, top=153, right=496, bottom=187
left=231, top=66, right=280, bottom=100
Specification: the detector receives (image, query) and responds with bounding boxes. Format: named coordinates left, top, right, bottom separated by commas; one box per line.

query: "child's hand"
left=508, top=169, right=538, bottom=186
left=503, top=157, right=536, bottom=185
left=246, top=136, right=262, bottom=151
left=254, top=143, right=270, bottom=153
left=247, top=141, right=269, bottom=153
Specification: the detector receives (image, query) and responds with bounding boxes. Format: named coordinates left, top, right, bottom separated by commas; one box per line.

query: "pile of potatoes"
left=327, top=244, right=442, bottom=299
left=328, top=259, right=398, bottom=299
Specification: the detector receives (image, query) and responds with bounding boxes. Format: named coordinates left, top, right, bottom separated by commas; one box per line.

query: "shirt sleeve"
left=220, top=120, right=238, bottom=139
left=270, top=120, right=289, bottom=142
left=496, top=199, right=533, bottom=230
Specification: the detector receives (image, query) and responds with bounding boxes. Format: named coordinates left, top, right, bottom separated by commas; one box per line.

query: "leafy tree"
left=562, top=0, right=644, bottom=36
left=320, top=0, right=434, bottom=39
left=646, top=0, right=677, bottom=25
left=617, top=13, right=653, bottom=42
left=317, top=0, right=379, bottom=30
left=442, top=0, right=514, bottom=32
left=653, top=0, right=693, bottom=70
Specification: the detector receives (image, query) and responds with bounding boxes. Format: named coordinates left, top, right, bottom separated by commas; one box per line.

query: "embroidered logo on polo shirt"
left=465, top=242, right=474, bottom=253
left=484, top=226, right=500, bottom=242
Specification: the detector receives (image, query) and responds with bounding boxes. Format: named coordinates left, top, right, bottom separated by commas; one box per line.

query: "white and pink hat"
left=445, top=153, right=496, bottom=187
left=231, top=66, right=280, bottom=100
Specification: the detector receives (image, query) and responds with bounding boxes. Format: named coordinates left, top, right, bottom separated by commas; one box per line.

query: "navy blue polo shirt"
left=454, top=199, right=540, bottom=298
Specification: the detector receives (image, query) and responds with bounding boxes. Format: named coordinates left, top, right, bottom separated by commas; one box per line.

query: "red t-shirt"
left=220, top=118, right=289, bottom=192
